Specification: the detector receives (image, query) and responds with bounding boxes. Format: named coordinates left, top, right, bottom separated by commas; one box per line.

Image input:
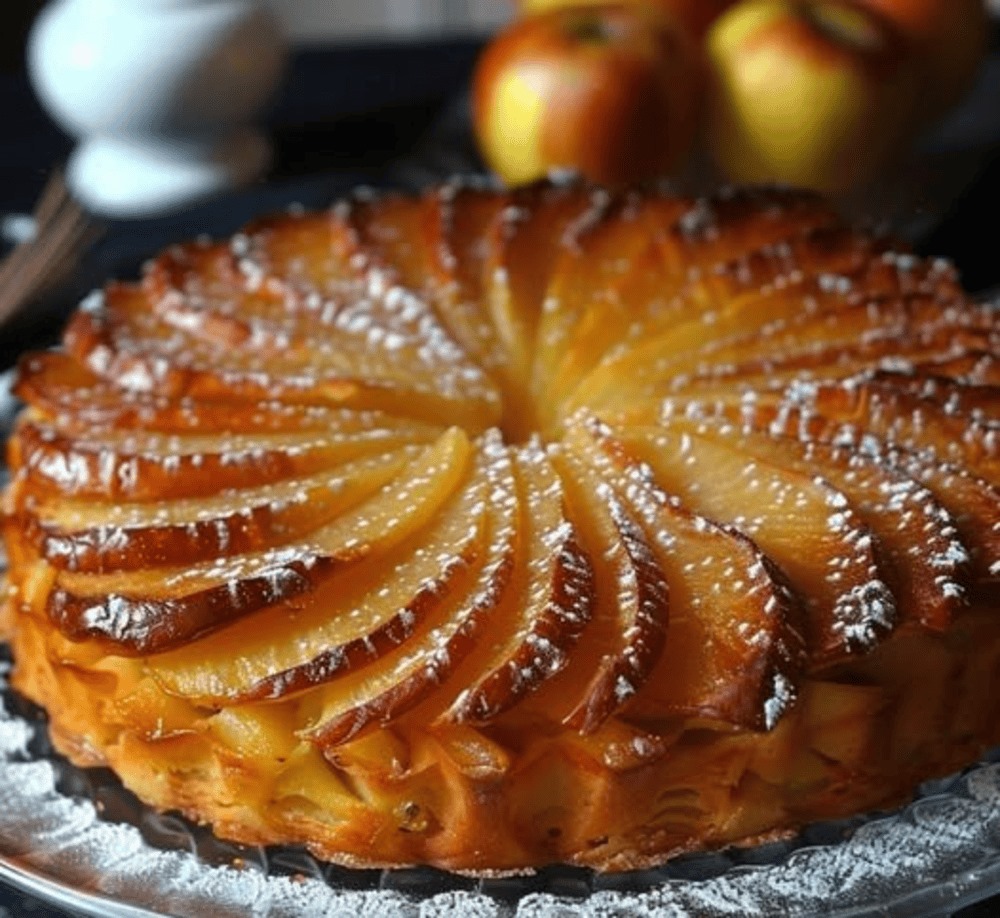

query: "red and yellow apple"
left=705, top=0, right=921, bottom=194
left=473, top=4, right=703, bottom=187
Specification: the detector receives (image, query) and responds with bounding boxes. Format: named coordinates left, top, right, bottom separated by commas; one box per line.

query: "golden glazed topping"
left=2, top=180, right=999, bottom=872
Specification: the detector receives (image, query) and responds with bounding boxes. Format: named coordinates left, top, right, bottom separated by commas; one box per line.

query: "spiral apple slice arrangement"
left=3, top=180, right=999, bottom=872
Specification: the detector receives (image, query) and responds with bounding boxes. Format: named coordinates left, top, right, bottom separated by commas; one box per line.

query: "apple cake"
left=2, top=180, right=999, bottom=873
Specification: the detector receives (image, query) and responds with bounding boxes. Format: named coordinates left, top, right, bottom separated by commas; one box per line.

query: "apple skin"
left=705, top=0, right=920, bottom=194
left=473, top=5, right=702, bottom=187
left=856, top=0, right=988, bottom=120
left=516, top=0, right=738, bottom=40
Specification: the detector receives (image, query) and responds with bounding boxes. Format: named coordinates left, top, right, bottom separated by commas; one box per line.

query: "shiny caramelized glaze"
left=3, top=180, right=999, bottom=872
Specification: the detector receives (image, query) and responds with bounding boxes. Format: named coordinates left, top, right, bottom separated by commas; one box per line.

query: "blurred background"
left=0, top=0, right=512, bottom=72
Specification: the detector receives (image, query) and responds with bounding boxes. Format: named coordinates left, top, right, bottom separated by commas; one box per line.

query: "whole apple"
left=516, top=0, right=738, bottom=40
left=706, top=0, right=920, bottom=194
left=473, top=5, right=702, bottom=187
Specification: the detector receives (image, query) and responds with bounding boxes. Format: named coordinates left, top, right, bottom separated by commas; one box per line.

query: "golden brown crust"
left=3, top=180, right=999, bottom=872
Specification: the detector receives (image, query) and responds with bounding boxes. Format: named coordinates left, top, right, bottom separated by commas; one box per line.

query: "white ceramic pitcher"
left=28, top=0, right=287, bottom=217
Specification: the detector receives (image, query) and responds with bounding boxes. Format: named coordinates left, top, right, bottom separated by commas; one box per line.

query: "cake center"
left=498, top=382, right=547, bottom=446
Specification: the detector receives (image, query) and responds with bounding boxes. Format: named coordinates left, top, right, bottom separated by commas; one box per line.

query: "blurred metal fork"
left=0, top=170, right=103, bottom=328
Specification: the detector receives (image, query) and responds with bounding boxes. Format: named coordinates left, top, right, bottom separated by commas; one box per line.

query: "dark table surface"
left=2, top=32, right=1000, bottom=918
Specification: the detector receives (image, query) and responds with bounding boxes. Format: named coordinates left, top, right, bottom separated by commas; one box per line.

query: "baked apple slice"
left=570, top=417, right=806, bottom=730
left=531, top=190, right=690, bottom=430
left=537, top=188, right=839, bottom=385
left=547, top=221, right=892, bottom=414
left=24, top=447, right=419, bottom=573
left=481, top=182, right=596, bottom=403
left=14, top=351, right=453, bottom=441
left=444, top=441, right=594, bottom=725
left=536, top=186, right=838, bottom=392
left=661, top=186, right=840, bottom=266
left=422, top=182, right=509, bottom=375
left=12, top=413, right=434, bottom=502
left=545, top=444, right=668, bottom=733
left=660, top=391, right=1000, bottom=587
left=682, top=229, right=957, bottom=313
left=919, top=350, right=1000, bottom=385
left=304, top=432, right=521, bottom=745
left=879, top=448, right=1000, bottom=588
left=234, top=206, right=362, bottom=299
left=571, top=293, right=994, bottom=418
left=667, top=413, right=971, bottom=632
left=658, top=328, right=998, bottom=400
left=148, top=450, right=491, bottom=704
left=44, top=427, right=472, bottom=653
left=71, top=269, right=501, bottom=431
left=609, top=419, right=896, bottom=669
left=746, top=379, right=1000, bottom=486
left=865, top=370, right=1000, bottom=417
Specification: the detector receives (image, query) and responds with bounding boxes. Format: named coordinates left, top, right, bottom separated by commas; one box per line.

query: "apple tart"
left=2, top=180, right=999, bottom=873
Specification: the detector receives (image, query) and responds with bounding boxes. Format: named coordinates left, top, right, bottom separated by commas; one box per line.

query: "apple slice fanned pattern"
left=3, top=180, right=1000, bottom=873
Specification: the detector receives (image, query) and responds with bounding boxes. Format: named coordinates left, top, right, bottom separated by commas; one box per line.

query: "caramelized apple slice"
left=27, top=447, right=419, bottom=572
left=611, top=420, right=896, bottom=669
left=482, top=182, right=596, bottom=397
left=546, top=445, right=668, bottom=734
left=663, top=186, right=840, bottom=265
left=304, top=432, right=520, bottom=745
left=344, top=192, right=432, bottom=286
left=69, top=271, right=501, bottom=431
left=548, top=222, right=892, bottom=415
left=667, top=414, right=971, bottom=631
left=919, top=350, right=1000, bottom=385
left=422, top=182, right=508, bottom=374
left=571, top=418, right=806, bottom=730
left=541, top=187, right=837, bottom=389
left=866, top=371, right=1000, bottom=417
left=16, top=352, right=461, bottom=444
left=541, top=198, right=711, bottom=426
left=235, top=206, right=359, bottom=299
left=143, top=240, right=291, bottom=347
left=661, top=329, right=998, bottom=400
left=45, top=428, right=472, bottom=653
left=532, top=190, right=690, bottom=429
left=664, top=392, right=1000, bottom=587
left=682, top=231, right=957, bottom=315
left=537, top=186, right=838, bottom=399
left=877, top=448, right=1000, bottom=587
left=149, top=457, right=490, bottom=704
left=13, top=416, right=434, bottom=501
left=445, top=441, right=594, bottom=725
left=571, top=294, right=995, bottom=419
left=744, top=379, right=1000, bottom=486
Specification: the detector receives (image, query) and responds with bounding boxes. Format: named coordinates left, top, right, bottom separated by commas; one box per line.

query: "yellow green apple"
left=706, top=0, right=921, bottom=194
left=472, top=4, right=702, bottom=187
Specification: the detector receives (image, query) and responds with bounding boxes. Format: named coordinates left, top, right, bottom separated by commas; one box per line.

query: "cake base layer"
left=9, top=605, right=1000, bottom=873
